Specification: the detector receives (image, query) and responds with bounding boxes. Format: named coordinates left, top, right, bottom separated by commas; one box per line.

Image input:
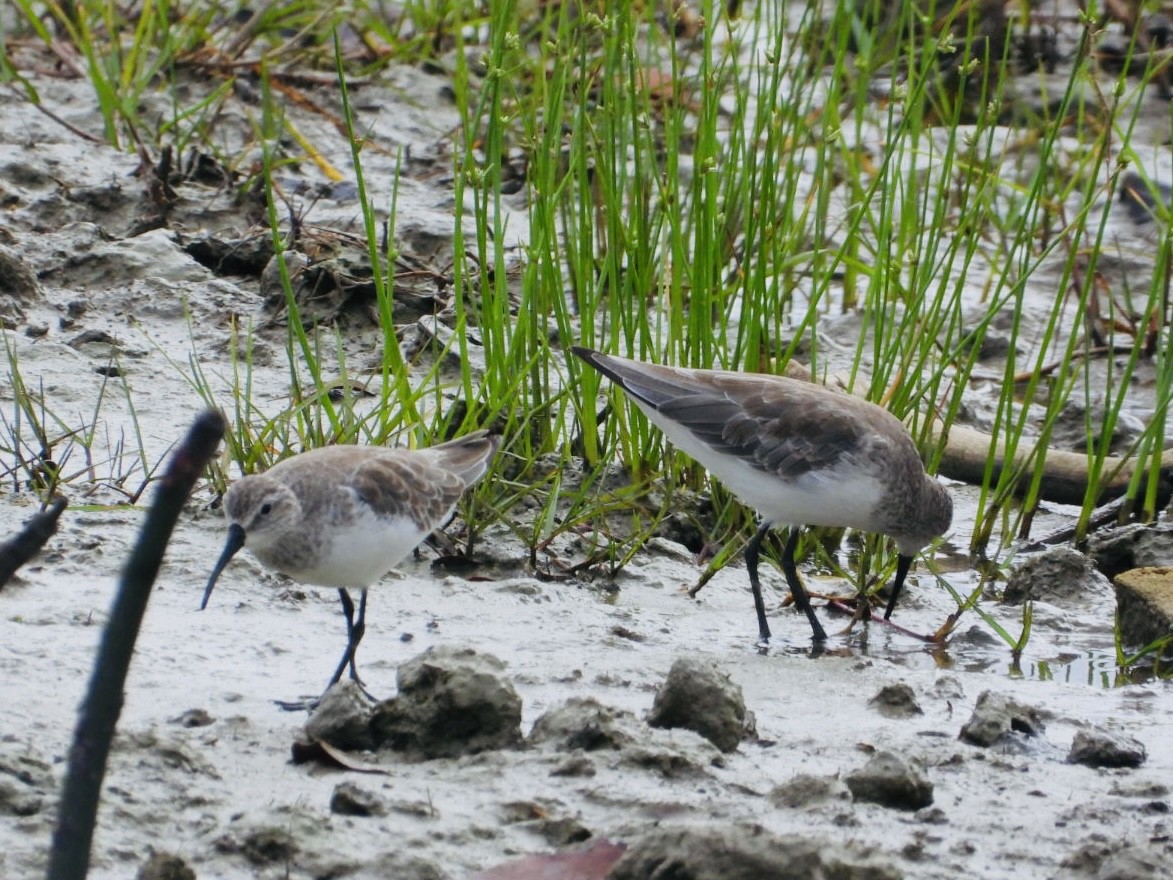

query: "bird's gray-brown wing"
left=575, top=348, right=896, bottom=479
left=658, top=376, right=877, bottom=479
left=347, top=453, right=471, bottom=529
left=414, top=430, right=501, bottom=486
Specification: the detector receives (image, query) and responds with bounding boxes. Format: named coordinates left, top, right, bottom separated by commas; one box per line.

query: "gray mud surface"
left=3, top=12, right=1173, bottom=880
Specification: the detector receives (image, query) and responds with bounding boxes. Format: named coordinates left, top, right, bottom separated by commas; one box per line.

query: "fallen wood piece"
left=933, top=422, right=1173, bottom=509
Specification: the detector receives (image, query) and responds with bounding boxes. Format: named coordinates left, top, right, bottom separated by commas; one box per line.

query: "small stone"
left=330, top=781, right=388, bottom=817
left=1068, top=727, right=1147, bottom=769
left=845, top=750, right=934, bottom=811
left=769, top=773, right=852, bottom=809
left=303, top=680, right=375, bottom=752
left=868, top=683, right=923, bottom=718
left=647, top=656, right=747, bottom=753
left=959, top=691, right=1046, bottom=747
left=370, top=646, right=522, bottom=759
left=137, top=853, right=196, bottom=880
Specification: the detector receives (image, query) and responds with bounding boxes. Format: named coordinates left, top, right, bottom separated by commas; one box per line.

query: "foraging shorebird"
left=201, top=431, right=500, bottom=701
left=572, top=347, right=951, bottom=642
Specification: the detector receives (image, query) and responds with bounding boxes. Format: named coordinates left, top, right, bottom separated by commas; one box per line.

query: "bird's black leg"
left=329, top=587, right=368, bottom=688
left=779, top=529, right=829, bottom=642
left=745, top=521, right=774, bottom=644
left=349, top=588, right=367, bottom=682
left=277, top=589, right=374, bottom=712
left=884, top=555, right=914, bottom=620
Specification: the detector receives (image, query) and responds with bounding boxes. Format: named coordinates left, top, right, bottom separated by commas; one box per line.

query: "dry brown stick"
left=0, top=497, right=68, bottom=590
left=46, top=411, right=225, bottom=880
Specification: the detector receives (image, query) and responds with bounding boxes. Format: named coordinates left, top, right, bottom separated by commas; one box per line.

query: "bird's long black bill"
left=201, top=522, right=245, bottom=610
left=883, top=554, right=915, bottom=620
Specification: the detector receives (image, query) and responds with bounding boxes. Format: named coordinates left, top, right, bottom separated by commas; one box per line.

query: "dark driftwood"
left=46, top=411, right=224, bottom=880
left=0, top=497, right=67, bottom=589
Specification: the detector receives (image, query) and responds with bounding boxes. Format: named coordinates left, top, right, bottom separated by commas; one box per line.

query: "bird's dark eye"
left=260, top=503, right=273, bottom=516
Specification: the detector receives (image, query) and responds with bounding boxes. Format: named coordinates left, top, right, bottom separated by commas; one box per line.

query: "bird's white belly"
left=646, top=408, right=885, bottom=531
left=284, top=512, right=430, bottom=588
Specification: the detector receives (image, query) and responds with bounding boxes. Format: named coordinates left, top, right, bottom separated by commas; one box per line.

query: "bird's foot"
left=273, top=678, right=381, bottom=713
left=274, top=695, right=320, bottom=713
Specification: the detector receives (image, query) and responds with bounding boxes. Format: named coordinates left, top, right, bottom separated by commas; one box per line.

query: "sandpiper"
left=571, top=347, right=951, bottom=642
left=201, top=430, right=500, bottom=700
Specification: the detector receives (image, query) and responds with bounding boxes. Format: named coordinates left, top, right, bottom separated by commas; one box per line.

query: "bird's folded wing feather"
left=657, top=384, right=877, bottom=479
left=348, top=456, right=469, bottom=525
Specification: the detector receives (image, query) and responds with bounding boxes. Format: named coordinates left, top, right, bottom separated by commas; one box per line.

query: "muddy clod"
left=769, top=773, right=853, bottom=809
left=1088, top=524, right=1173, bottom=579
left=136, top=852, right=196, bottom=880
left=959, top=691, right=1047, bottom=747
left=550, top=755, right=597, bottom=777
left=868, top=683, right=924, bottom=718
left=0, top=244, right=42, bottom=323
left=303, top=680, right=375, bottom=752
left=370, top=646, right=522, bottom=759
left=1068, top=727, right=1147, bottom=769
left=845, top=750, right=934, bottom=811
left=0, top=779, right=43, bottom=817
left=215, top=826, right=297, bottom=866
left=609, top=825, right=900, bottom=880
left=528, top=697, right=637, bottom=752
left=1003, top=546, right=1111, bottom=605
left=647, top=656, right=748, bottom=753
left=330, top=782, right=388, bottom=817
